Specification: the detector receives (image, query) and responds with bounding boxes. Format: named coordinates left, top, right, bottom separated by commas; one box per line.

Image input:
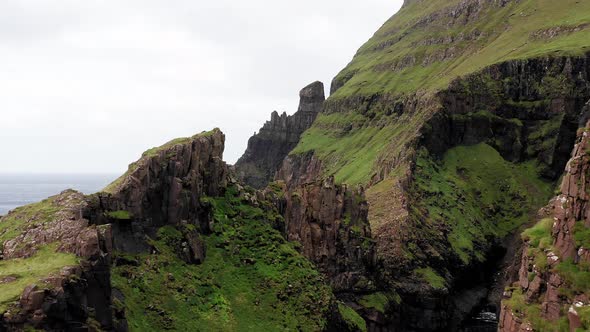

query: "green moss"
left=503, top=288, right=570, bottom=332
left=556, top=259, right=590, bottom=296
left=0, top=196, right=63, bottom=245
left=0, top=244, right=79, bottom=312
left=112, top=186, right=334, bottom=331
left=522, top=218, right=554, bottom=248
left=415, top=268, right=447, bottom=289
left=142, top=137, right=192, bottom=158
left=358, top=292, right=391, bottom=313
left=412, top=143, right=554, bottom=265
left=331, top=0, right=590, bottom=98
left=576, top=306, right=590, bottom=331
left=338, top=303, right=367, bottom=332
left=574, top=221, right=590, bottom=249
left=106, top=210, right=133, bottom=220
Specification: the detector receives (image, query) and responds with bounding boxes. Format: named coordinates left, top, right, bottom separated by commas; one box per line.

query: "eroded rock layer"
left=1, top=130, right=232, bottom=331
left=500, top=102, right=590, bottom=331
left=235, top=81, right=325, bottom=188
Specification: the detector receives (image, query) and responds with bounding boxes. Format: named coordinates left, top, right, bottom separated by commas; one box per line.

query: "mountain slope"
left=2, top=1, right=590, bottom=331
left=274, top=0, right=590, bottom=330
left=0, top=130, right=364, bottom=331
left=332, top=0, right=590, bottom=97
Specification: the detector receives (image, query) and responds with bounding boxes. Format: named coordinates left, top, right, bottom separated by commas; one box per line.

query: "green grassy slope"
left=0, top=192, right=83, bottom=314
left=411, top=143, right=553, bottom=267
left=0, top=245, right=78, bottom=312
left=333, top=0, right=590, bottom=98
left=291, top=0, right=590, bottom=187
left=112, top=186, right=343, bottom=331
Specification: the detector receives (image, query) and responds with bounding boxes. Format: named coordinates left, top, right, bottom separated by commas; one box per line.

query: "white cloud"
left=0, top=0, right=403, bottom=174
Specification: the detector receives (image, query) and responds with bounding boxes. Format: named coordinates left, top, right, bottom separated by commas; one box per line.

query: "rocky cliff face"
left=234, top=81, right=325, bottom=188
left=273, top=53, right=590, bottom=331
left=0, top=130, right=231, bottom=331
left=279, top=176, right=376, bottom=292
left=0, top=190, right=118, bottom=331
left=85, top=129, right=228, bottom=255
left=499, top=103, right=590, bottom=332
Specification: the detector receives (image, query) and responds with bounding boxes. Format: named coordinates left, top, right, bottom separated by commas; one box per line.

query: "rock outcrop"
left=1, top=129, right=231, bottom=331
left=234, top=81, right=325, bottom=188
left=500, top=104, right=590, bottom=331
left=280, top=177, right=376, bottom=291
left=85, top=129, right=228, bottom=254
left=1, top=190, right=118, bottom=331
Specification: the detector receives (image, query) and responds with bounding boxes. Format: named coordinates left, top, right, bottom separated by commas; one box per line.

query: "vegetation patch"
left=522, top=218, right=555, bottom=270
left=358, top=292, right=398, bottom=313
left=337, top=303, right=367, bottom=332
left=556, top=260, right=590, bottom=297
left=106, top=210, right=133, bottom=220
left=503, top=287, right=570, bottom=332
left=112, top=186, right=334, bottom=331
left=330, top=0, right=590, bottom=98
left=574, top=221, right=590, bottom=249
left=412, top=143, right=553, bottom=265
left=415, top=268, right=447, bottom=289
left=291, top=103, right=432, bottom=186
left=0, top=196, right=62, bottom=245
left=0, top=244, right=78, bottom=313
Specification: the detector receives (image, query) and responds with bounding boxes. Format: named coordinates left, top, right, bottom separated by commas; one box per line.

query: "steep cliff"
left=0, top=129, right=357, bottom=331
left=0, top=190, right=117, bottom=331
left=86, top=128, right=229, bottom=254
left=500, top=106, right=590, bottom=332
left=234, top=81, right=325, bottom=188
left=272, top=0, right=590, bottom=330
left=2, top=1, right=590, bottom=331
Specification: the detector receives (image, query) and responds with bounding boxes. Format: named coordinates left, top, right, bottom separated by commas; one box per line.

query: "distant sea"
left=0, top=174, right=118, bottom=215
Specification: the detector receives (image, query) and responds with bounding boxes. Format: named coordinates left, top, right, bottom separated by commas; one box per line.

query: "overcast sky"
left=0, top=0, right=403, bottom=174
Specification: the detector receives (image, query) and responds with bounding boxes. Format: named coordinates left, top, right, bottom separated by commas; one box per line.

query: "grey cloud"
left=0, top=0, right=402, bottom=174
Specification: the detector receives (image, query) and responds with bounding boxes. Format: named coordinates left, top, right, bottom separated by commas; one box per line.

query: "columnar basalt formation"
left=500, top=103, right=590, bottom=331
left=86, top=129, right=228, bottom=253
left=280, top=176, right=376, bottom=291
left=234, top=81, right=325, bottom=189
left=1, top=130, right=232, bottom=331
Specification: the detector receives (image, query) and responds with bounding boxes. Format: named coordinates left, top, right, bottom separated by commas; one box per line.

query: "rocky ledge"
left=0, top=129, right=231, bottom=331
left=234, top=81, right=325, bottom=189
left=500, top=105, right=590, bottom=331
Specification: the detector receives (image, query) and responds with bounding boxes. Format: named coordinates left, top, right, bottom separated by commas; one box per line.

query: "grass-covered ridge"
left=412, top=143, right=553, bottom=265
left=291, top=102, right=433, bottom=185
left=103, top=129, right=219, bottom=193
left=0, top=197, right=61, bottom=245
left=0, top=244, right=79, bottom=312
left=331, top=0, right=590, bottom=98
left=112, top=186, right=336, bottom=331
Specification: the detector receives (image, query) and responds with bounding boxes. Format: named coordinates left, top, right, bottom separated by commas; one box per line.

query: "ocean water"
left=0, top=174, right=118, bottom=215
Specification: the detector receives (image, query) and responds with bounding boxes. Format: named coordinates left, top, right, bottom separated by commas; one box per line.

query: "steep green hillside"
left=292, top=0, right=590, bottom=186
left=333, top=0, right=590, bottom=97
left=411, top=143, right=553, bottom=266
left=111, top=186, right=341, bottom=331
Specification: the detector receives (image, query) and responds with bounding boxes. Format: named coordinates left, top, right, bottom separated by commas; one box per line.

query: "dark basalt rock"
left=2, top=129, right=230, bottom=332
left=500, top=107, right=590, bottom=331
left=272, top=54, right=590, bottom=332
left=425, top=55, right=590, bottom=179
left=278, top=176, right=376, bottom=292
left=234, top=81, right=325, bottom=189
left=84, top=129, right=228, bottom=254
